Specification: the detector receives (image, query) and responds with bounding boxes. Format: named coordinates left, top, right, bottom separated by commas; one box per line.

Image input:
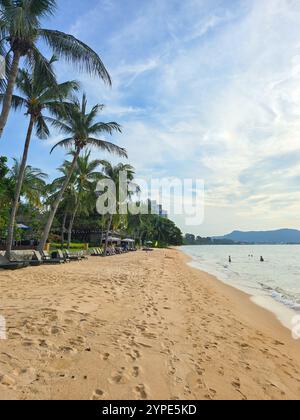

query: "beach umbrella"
left=16, top=224, right=30, bottom=230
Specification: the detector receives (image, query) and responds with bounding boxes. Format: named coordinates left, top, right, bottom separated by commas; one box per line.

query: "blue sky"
left=2, top=0, right=300, bottom=236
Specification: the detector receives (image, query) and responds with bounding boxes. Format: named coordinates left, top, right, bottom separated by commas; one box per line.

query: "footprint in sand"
left=132, top=366, right=140, bottom=378
left=22, top=339, right=35, bottom=347
left=101, top=353, right=110, bottom=361
left=110, top=368, right=129, bottom=385
left=59, top=346, right=77, bottom=354
left=0, top=374, right=16, bottom=387
left=232, top=378, right=241, bottom=390
left=126, top=350, right=141, bottom=362
left=91, top=389, right=104, bottom=400
left=135, top=384, right=148, bottom=399
left=51, top=326, right=60, bottom=335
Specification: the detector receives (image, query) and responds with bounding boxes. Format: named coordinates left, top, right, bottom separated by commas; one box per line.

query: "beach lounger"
left=64, top=250, right=82, bottom=261
left=42, top=251, right=64, bottom=264
left=97, top=248, right=104, bottom=256
left=29, top=250, right=43, bottom=266
left=0, top=255, right=29, bottom=270
left=91, top=248, right=101, bottom=256
left=143, top=247, right=153, bottom=252
left=105, top=247, right=114, bottom=256
left=79, top=251, right=88, bottom=260
left=52, top=250, right=70, bottom=263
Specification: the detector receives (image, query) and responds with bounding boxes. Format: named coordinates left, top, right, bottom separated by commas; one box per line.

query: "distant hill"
left=213, top=229, right=300, bottom=244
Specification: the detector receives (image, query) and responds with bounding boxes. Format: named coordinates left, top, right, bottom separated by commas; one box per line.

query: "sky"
left=2, top=0, right=300, bottom=236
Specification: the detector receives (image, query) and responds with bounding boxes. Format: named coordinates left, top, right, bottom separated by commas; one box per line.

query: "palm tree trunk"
left=104, top=214, right=113, bottom=256
left=61, top=209, right=68, bottom=249
left=67, top=199, right=80, bottom=250
left=5, top=116, right=35, bottom=260
left=0, top=51, right=21, bottom=138
left=38, top=149, right=80, bottom=253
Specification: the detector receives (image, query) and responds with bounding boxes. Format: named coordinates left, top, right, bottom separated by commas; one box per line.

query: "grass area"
left=50, top=243, right=89, bottom=251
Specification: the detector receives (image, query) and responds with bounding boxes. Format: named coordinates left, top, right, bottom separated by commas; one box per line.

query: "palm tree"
left=0, top=0, right=111, bottom=137
left=98, top=161, right=138, bottom=254
left=1, top=62, right=78, bottom=258
left=46, top=158, right=77, bottom=248
left=127, top=213, right=149, bottom=247
left=37, top=94, right=127, bottom=253
left=66, top=151, right=103, bottom=249
left=6, top=159, right=47, bottom=249
left=52, top=151, right=103, bottom=249
left=9, top=158, right=47, bottom=207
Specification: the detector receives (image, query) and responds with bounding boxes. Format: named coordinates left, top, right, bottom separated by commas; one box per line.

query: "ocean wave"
left=259, top=283, right=300, bottom=310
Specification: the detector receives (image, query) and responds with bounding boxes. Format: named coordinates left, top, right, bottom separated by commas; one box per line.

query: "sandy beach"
left=0, top=248, right=300, bottom=400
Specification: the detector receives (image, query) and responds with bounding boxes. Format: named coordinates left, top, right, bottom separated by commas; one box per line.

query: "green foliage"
left=49, top=94, right=126, bottom=158
left=0, top=157, right=13, bottom=237
left=50, top=242, right=87, bottom=251
left=9, top=158, right=48, bottom=207
left=183, top=234, right=235, bottom=245
left=128, top=213, right=183, bottom=247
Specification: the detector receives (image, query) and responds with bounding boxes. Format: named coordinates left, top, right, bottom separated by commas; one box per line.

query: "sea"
left=181, top=245, right=300, bottom=331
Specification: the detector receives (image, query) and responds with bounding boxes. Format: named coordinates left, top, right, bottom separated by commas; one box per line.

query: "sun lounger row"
left=90, top=246, right=138, bottom=257
left=0, top=250, right=89, bottom=270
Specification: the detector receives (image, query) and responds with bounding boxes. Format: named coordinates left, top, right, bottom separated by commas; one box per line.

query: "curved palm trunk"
left=61, top=209, right=68, bottom=249
left=104, top=214, right=113, bottom=256
left=5, top=116, right=35, bottom=260
left=67, top=199, right=80, bottom=250
left=0, top=51, right=22, bottom=138
left=38, top=150, right=80, bottom=253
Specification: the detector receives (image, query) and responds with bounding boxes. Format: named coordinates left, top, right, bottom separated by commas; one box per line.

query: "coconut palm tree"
left=37, top=94, right=127, bottom=253
left=127, top=213, right=149, bottom=247
left=0, top=0, right=111, bottom=137
left=51, top=150, right=103, bottom=249
left=5, top=159, right=47, bottom=249
left=46, top=157, right=77, bottom=248
left=1, top=62, right=78, bottom=258
left=98, top=161, right=138, bottom=254
left=9, top=158, right=47, bottom=207
left=66, top=151, right=103, bottom=249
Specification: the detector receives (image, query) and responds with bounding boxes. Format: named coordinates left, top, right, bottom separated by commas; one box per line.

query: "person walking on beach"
left=260, top=256, right=264, bottom=262
left=229, top=256, right=232, bottom=263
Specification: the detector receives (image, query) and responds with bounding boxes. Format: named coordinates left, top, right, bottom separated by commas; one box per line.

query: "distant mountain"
left=213, top=229, right=300, bottom=244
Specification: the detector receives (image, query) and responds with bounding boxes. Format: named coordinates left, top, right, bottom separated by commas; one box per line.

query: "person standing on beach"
left=229, top=256, right=232, bottom=263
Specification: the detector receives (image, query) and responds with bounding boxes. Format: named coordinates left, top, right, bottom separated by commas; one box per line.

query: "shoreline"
left=178, top=249, right=299, bottom=346
left=1, top=248, right=300, bottom=399
left=180, top=247, right=299, bottom=333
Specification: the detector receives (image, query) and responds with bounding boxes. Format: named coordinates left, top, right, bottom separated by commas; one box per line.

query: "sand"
left=0, top=248, right=300, bottom=400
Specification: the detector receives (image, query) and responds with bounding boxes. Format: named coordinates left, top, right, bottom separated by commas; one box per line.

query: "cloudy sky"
left=2, top=0, right=300, bottom=236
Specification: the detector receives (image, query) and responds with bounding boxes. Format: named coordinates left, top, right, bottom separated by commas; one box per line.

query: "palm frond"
left=38, top=29, right=112, bottom=84
left=15, top=67, right=33, bottom=97
left=86, top=138, right=127, bottom=158
left=35, top=115, right=50, bottom=139
left=39, top=80, right=80, bottom=103
left=27, top=46, right=57, bottom=89
left=85, top=103, right=104, bottom=125
left=88, top=122, right=122, bottom=135
left=0, top=93, right=26, bottom=110
left=44, top=116, right=73, bottom=134
left=50, top=137, right=75, bottom=154
left=27, top=0, right=57, bottom=18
